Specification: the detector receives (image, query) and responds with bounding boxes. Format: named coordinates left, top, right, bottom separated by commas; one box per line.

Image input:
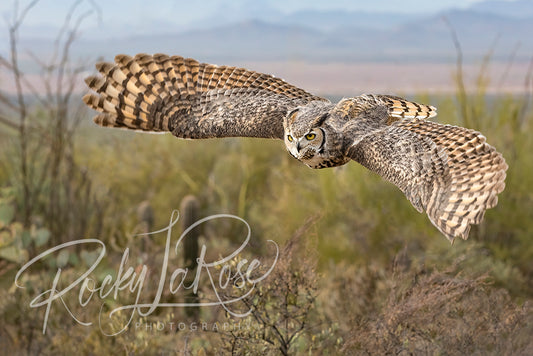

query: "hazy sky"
left=0, top=0, right=486, bottom=37
left=0, top=0, right=485, bottom=20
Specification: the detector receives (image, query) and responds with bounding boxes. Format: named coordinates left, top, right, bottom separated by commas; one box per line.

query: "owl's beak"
left=296, top=141, right=301, bottom=152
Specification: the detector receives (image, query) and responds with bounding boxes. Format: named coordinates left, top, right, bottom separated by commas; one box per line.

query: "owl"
left=83, top=53, right=508, bottom=242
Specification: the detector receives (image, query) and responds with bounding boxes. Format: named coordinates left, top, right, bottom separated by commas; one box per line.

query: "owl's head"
left=282, top=102, right=333, bottom=165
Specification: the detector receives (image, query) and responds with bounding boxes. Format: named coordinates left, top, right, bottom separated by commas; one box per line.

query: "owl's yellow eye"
left=305, top=133, right=316, bottom=140
left=287, top=135, right=293, bottom=142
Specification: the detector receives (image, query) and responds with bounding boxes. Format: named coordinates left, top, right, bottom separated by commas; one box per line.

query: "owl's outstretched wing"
left=345, top=96, right=507, bottom=241
left=83, top=53, right=327, bottom=139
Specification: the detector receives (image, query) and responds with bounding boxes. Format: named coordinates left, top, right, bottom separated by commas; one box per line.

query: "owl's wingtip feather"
left=114, top=54, right=131, bottom=63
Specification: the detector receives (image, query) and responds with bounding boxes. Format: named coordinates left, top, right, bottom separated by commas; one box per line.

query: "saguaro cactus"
left=179, top=195, right=200, bottom=319
left=137, top=200, right=154, bottom=250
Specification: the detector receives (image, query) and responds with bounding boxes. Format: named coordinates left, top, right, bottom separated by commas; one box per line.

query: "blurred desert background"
left=1, top=0, right=532, bottom=354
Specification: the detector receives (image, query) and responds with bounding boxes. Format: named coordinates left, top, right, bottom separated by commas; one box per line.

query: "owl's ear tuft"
left=286, top=108, right=299, bottom=124
left=311, top=113, right=329, bottom=127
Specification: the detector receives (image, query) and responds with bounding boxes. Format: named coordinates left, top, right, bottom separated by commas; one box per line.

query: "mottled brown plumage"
left=83, top=53, right=508, bottom=242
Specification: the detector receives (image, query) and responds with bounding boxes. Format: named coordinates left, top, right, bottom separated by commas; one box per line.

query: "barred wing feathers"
left=349, top=118, right=507, bottom=241
left=83, top=53, right=327, bottom=139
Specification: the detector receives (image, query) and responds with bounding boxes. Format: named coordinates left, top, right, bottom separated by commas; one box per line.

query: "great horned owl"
left=83, top=53, right=508, bottom=242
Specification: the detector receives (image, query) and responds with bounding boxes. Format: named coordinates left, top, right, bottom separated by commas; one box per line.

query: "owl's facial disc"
left=285, top=128, right=325, bottom=160
left=283, top=106, right=330, bottom=162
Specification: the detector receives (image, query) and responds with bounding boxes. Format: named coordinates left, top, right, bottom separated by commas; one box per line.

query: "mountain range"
left=4, top=1, right=533, bottom=68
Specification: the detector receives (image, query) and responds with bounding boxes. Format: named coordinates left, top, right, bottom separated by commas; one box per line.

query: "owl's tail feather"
left=404, top=120, right=508, bottom=241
